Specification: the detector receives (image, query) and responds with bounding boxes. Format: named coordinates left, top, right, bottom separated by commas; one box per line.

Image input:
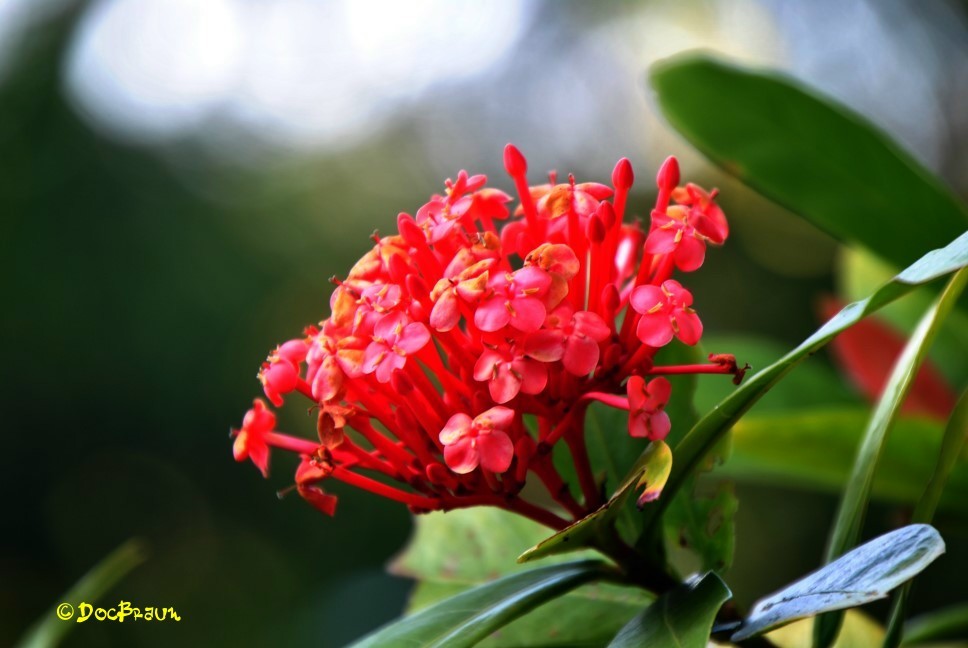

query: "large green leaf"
left=607, top=572, right=731, bottom=648
left=817, top=268, right=968, bottom=647
left=732, top=525, right=945, bottom=642
left=720, top=409, right=968, bottom=512
left=650, top=54, right=968, bottom=270
left=884, top=389, right=968, bottom=647
left=639, top=231, right=968, bottom=544
left=351, top=561, right=612, bottom=648
left=391, top=507, right=650, bottom=647
left=17, top=539, right=147, bottom=648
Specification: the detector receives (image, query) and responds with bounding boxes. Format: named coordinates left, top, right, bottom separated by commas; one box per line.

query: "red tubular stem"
left=264, top=432, right=320, bottom=455
left=645, top=363, right=739, bottom=376
left=331, top=466, right=441, bottom=510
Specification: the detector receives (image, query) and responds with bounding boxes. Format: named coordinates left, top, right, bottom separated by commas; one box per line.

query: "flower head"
left=230, top=146, right=741, bottom=527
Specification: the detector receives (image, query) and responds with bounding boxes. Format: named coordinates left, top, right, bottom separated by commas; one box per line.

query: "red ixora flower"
left=439, top=407, right=515, bottom=474
left=626, top=376, right=672, bottom=440
left=230, top=145, right=743, bottom=530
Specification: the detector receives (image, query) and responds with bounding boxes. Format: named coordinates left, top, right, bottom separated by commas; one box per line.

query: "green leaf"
left=518, top=441, right=672, bottom=564
left=663, top=481, right=737, bottom=574
left=817, top=268, right=968, bottom=647
left=392, top=507, right=650, bottom=648
left=731, top=525, right=945, bottom=642
left=639, top=231, right=968, bottom=546
left=901, top=603, right=968, bottom=646
left=607, top=572, right=731, bottom=648
left=884, top=389, right=968, bottom=647
left=720, top=409, right=968, bottom=512
left=16, top=539, right=147, bottom=648
left=650, top=54, right=968, bottom=270
left=350, top=561, right=612, bottom=648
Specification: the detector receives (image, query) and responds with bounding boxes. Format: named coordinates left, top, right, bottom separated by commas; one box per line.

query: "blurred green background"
left=3, top=1, right=967, bottom=646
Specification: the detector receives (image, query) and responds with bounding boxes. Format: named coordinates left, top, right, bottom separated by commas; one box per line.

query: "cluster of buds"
left=232, top=145, right=745, bottom=529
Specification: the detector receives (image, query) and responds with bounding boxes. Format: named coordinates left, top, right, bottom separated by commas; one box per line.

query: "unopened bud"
left=656, top=156, right=680, bottom=192
left=503, top=143, right=528, bottom=177
left=612, top=157, right=634, bottom=190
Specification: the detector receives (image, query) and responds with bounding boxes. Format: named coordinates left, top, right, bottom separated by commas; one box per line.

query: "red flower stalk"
left=231, top=145, right=743, bottom=529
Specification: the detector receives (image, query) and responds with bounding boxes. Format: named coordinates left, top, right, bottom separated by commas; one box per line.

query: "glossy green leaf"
left=884, top=389, right=968, bottom=647
left=518, top=441, right=671, bottom=564
left=393, top=507, right=650, bottom=648
left=608, top=572, right=731, bottom=648
left=639, top=231, right=968, bottom=545
left=17, top=539, right=147, bottom=648
left=817, top=268, right=968, bottom=647
left=650, top=54, right=968, bottom=270
left=719, top=409, right=968, bottom=511
left=350, top=561, right=612, bottom=648
left=732, top=525, right=945, bottom=642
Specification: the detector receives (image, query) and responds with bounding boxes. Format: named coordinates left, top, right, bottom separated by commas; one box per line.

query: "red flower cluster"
left=232, top=146, right=743, bottom=528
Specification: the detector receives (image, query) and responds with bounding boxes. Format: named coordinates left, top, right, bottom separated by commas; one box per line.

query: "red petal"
left=474, top=297, right=511, bottom=332
left=636, top=313, right=675, bottom=348
left=517, top=358, right=548, bottom=395
left=430, top=292, right=460, bottom=332
left=524, top=329, right=565, bottom=362
left=440, top=413, right=473, bottom=445
left=444, top=436, right=480, bottom=474
left=673, top=310, right=703, bottom=346
left=489, top=365, right=522, bottom=404
left=647, top=411, right=671, bottom=440
left=507, top=297, right=546, bottom=332
left=298, top=486, right=338, bottom=516
left=477, top=406, right=514, bottom=430
left=674, top=234, right=706, bottom=272
left=478, top=431, right=514, bottom=473
left=562, top=336, right=600, bottom=376
left=474, top=350, right=500, bottom=382
left=630, top=285, right=665, bottom=316
left=644, top=227, right=679, bottom=256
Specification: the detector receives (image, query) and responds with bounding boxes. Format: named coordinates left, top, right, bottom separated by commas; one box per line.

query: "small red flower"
left=232, top=399, right=275, bottom=477
left=627, top=376, right=671, bottom=440
left=475, top=266, right=552, bottom=333
left=439, top=407, right=515, bottom=474
left=630, top=280, right=703, bottom=347
left=671, top=183, right=728, bottom=245
left=474, top=341, right=548, bottom=404
left=362, top=312, right=431, bottom=383
left=525, top=304, right=611, bottom=376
